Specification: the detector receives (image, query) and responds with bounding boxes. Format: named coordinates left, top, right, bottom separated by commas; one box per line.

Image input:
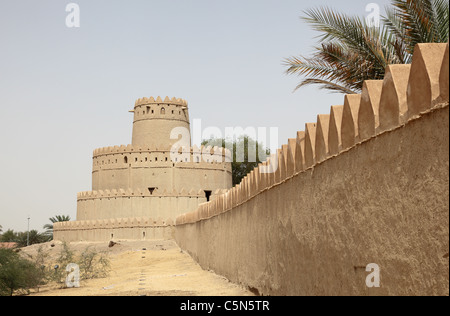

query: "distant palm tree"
left=43, top=215, right=71, bottom=241
left=284, top=0, right=449, bottom=94
left=16, top=230, right=48, bottom=247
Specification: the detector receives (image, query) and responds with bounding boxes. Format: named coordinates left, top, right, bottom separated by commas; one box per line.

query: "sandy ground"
left=20, top=240, right=252, bottom=296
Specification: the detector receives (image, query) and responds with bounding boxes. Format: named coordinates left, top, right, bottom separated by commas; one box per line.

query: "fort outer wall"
left=54, top=217, right=175, bottom=241
left=175, top=43, right=450, bottom=296
left=53, top=188, right=228, bottom=242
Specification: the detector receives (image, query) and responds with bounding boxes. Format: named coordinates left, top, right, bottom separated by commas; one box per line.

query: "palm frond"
left=433, top=0, right=450, bottom=42
left=295, top=78, right=357, bottom=94
left=285, top=0, right=449, bottom=95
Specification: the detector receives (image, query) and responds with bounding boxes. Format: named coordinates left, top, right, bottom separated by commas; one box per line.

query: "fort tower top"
left=131, top=96, right=191, bottom=148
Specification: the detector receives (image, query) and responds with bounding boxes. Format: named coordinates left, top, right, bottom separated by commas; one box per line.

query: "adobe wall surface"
left=175, top=43, right=450, bottom=296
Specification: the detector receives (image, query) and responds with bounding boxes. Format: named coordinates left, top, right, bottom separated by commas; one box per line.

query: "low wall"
left=76, top=189, right=209, bottom=221
left=54, top=217, right=174, bottom=242
left=54, top=188, right=228, bottom=242
left=175, top=43, right=450, bottom=296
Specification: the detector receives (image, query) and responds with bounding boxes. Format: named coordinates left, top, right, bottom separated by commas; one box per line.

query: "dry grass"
left=20, top=240, right=252, bottom=297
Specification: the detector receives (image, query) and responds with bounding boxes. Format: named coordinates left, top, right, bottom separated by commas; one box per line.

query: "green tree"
left=284, top=0, right=449, bottom=94
left=202, top=136, right=270, bottom=186
left=43, top=215, right=71, bottom=241
left=0, top=249, right=45, bottom=296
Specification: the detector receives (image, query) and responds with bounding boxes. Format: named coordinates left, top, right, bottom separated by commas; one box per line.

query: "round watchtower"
left=131, top=96, right=191, bottom=148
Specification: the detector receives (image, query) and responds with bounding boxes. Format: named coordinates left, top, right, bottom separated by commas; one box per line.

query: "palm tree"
left=43, top=215, right=71, bottom=241
left=284, top=0, right=449, bottom=94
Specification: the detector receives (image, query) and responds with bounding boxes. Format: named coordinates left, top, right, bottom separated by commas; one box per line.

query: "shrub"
left=50, top=242, right=110, bottom=286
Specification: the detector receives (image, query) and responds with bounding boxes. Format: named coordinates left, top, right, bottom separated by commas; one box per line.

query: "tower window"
left=161, top=107, right=165, bottom=115
left=124, top=156, right=128, bottom=164
left=204, top=191, right=212, bottom=202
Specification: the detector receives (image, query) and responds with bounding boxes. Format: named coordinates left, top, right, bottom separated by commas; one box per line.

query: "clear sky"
left=0, top=0, right=391, bottom=232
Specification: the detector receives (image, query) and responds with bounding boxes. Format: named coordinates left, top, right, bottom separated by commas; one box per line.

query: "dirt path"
left=23, top=240, right=252, bottom=296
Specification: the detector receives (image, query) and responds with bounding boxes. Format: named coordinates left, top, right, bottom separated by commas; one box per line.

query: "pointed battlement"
left=173, top=44, right=449, bottom=297
left=176, top=42, right=449, bottom=226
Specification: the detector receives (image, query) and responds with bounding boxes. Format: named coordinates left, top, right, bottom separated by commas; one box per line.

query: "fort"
left=54, top=43, right=449, bottom=296
left=54, top=96, right=233, bottom=241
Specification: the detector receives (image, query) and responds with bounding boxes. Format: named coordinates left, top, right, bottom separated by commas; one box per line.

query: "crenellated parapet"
left=77, top=187, right=215, bottom=201
left=54, top=217, right=174, bottom=231
left=176, top=42, right=449, bottom=226
left=132, top=96, right=189, bottom=120
left=134, top=96, right=188, bottom=108
left=53, top=216, right=176, bottom=242
left=93, top=144, right=232, bottom=160
left=92, top=144, right=233, bottom=173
